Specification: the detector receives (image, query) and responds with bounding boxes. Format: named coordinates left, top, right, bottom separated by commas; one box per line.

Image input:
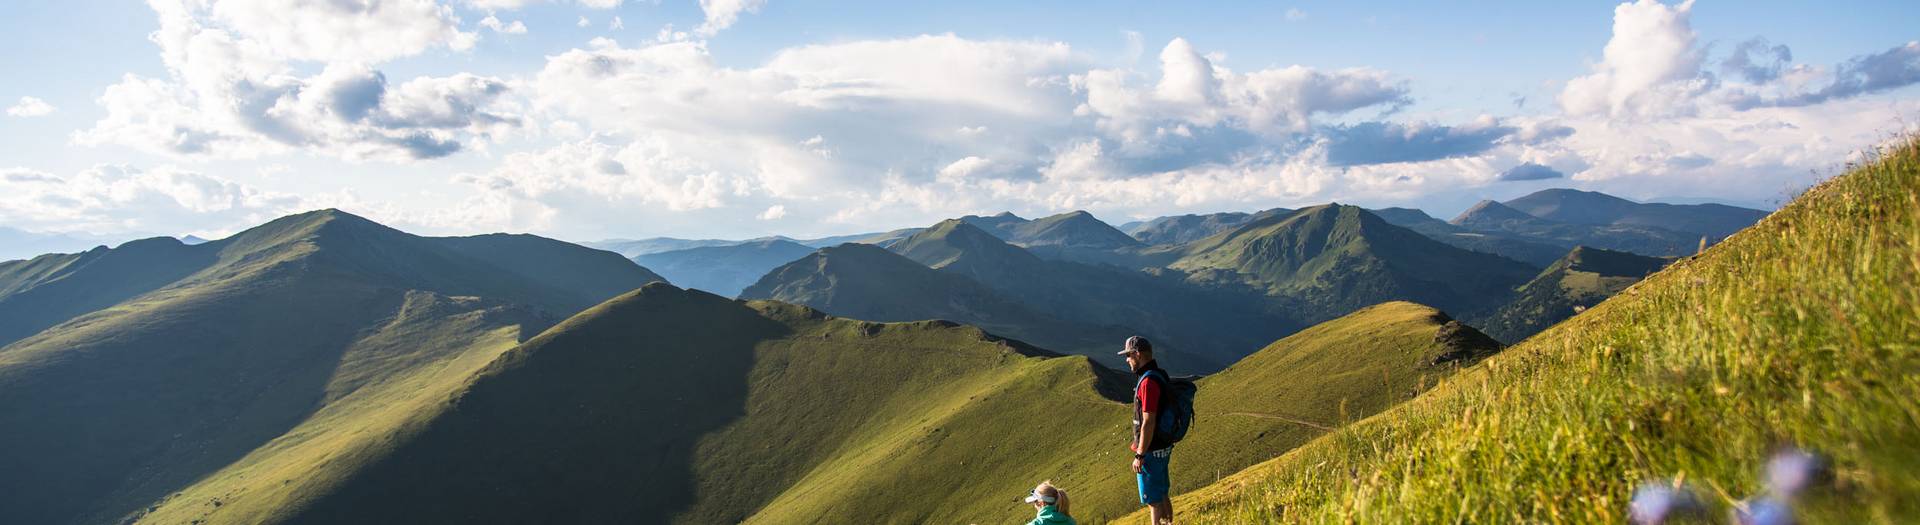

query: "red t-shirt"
left=1136, top=375, right=1161, bottom=414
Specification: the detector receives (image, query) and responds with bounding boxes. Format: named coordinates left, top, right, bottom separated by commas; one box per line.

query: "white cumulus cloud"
left=6, top=96, right=55, bottom=117
left=75, top=0, right=521, bottom=161
left=480, top=15, right=528, bottom=35
left=697, top=0, right=766, bottom=37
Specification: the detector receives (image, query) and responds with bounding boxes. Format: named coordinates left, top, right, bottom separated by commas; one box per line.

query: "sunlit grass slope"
left=1130, top=139, right=1920, bottom=523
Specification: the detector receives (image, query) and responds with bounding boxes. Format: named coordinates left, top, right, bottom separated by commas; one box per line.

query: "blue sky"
left=2, top=0, right=1918, bottom=243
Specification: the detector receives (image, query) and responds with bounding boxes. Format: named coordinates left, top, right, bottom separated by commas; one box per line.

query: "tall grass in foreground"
left=1158, top=137, right=1920, bottom=523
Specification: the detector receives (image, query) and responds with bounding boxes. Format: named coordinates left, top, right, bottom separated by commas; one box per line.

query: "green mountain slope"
left=1135, top=139, right=1916, bottom=522
left=0, top=210, right=663, bottom=525
left=1173, top=204, right=1537, bottom=322
left=738, top=243, right=1136, bottom=363
left=890, top=220, right=1298, bottom=370
left=0, top=237, right=216, bottom=347
left=636, top=239, right=815, bottom=297
left=1504, top=188, right=1768, bottom=240
left=1471, top=246, right=1674, bottom=344
left=145, top=280, right=1493, bottom=524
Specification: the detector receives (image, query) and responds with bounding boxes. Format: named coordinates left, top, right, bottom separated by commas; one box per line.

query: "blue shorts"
left=1137, top=447, right=1172, bottom=504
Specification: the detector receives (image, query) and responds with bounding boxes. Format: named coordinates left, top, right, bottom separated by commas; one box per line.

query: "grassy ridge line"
left=1126, top=138, right=1920, bottom=523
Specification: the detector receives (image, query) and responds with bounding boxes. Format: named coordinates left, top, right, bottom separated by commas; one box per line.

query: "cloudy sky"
left=2, top=0, right=1917, bottom=242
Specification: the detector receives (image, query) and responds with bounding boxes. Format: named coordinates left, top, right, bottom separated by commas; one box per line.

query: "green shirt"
left=1025, top=505, right=1076, bottom=525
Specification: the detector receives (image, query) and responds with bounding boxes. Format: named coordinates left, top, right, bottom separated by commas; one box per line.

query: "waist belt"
left=1146, top=447, right=1173, bottom=458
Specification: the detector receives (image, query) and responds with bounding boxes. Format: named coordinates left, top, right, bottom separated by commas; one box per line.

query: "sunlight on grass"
left=1140, top=136, right=1920, bottom=524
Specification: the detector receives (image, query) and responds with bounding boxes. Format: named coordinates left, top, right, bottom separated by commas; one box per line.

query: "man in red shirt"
left=1120, top=335, right=1174, bottom=525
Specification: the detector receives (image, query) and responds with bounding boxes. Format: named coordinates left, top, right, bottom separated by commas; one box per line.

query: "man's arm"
left=1136, top=410, right=1158, bottom=453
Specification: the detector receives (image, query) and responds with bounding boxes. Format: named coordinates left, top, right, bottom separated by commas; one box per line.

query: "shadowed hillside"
left=1130, top=139, right=1917, bottom=522
left=0, top=237, right=217, bottom=347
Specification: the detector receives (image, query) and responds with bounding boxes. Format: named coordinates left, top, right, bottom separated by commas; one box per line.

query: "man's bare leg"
left=1149, top=501, right=1173, bottom=524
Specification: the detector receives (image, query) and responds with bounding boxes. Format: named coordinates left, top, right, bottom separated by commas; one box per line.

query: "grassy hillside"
left=1131, top=139, right=1920, bottom=522
left=635, top=238, right=814, bottom=297
left=0, top=237, right=216, bottom=347
left=153, top=280, right=1491, bottom=524
left=1174, top=204, right=1537, bottom=323
left=0, top=210, right=661, bottom=525
left=1472, top=246, right=1674, bottom=344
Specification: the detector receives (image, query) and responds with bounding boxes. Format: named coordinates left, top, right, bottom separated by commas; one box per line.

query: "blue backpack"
left=1141, top=369, right=1197, bottom=444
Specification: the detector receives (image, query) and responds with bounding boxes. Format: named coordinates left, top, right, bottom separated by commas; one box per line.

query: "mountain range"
left=0, top=184, right=1799, bottom=524
left=0, top=210, right=664, bottom=525
left=746, top=220, right=1292, bottom=372
left=123, top=283, right=1499, bottom=524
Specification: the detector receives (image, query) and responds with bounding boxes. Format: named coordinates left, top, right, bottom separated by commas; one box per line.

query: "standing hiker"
left=1120, top=335, right=1174, bottom=525
left=1022, top=480, right=1075, bottom=525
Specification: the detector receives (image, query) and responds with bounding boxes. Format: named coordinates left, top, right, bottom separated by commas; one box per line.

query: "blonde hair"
left=1034, top=480, right=1071, bottom=516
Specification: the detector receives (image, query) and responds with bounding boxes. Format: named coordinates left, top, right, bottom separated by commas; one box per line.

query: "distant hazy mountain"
left=1370, top=207, right=1566, bottom=267
left=587, top=229, right=921, bottom=258
left=1503, top=188, right=1768, bottom=240
left=0, top=210, right=664, bottom=525
left=636, top=239, right=816, bottom=297
left=177, top=234, right=211, bottom=245
left=791, top=227, right=924, bottom=248
left=1451, top=199, right=1704, bottom=257
left=1471, top=246, right=1674, bottom=343
left=1174, top=204, right=1538, bottom=322
left=0, top=227, right=128, bottom=262
left=583, top=237, right=745, bottom=258
left=1126, top=208, right=1292, bottom=246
